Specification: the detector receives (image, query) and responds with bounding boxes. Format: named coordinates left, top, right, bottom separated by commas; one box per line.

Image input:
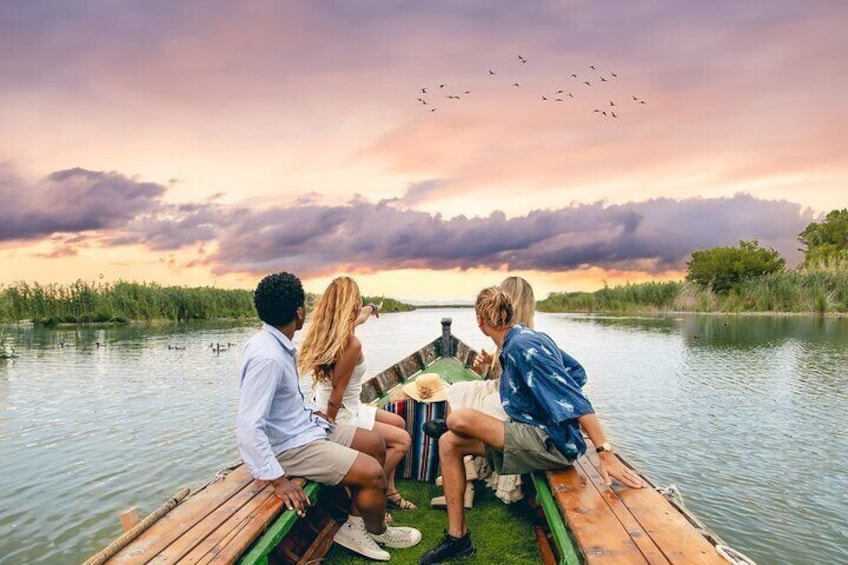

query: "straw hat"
left=401, top=372, right=449, bottom=403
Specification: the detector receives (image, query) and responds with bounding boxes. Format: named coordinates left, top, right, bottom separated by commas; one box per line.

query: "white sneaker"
left=333, top=516, right=390, bottom=561
left=370, top=524, right=423, bottom=549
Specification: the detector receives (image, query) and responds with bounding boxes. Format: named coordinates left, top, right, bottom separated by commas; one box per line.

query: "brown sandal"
left=387, top=491, right=417, bottom=510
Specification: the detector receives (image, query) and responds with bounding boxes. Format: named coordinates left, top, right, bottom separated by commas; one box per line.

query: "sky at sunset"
left=1, top=1, right=846, bottom=301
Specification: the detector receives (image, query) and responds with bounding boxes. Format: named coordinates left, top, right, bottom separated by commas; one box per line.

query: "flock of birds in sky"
left=416, top=55, right=648, bottom=119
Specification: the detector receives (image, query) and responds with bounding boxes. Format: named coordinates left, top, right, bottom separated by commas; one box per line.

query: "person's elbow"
left=236, top=415, right=264, bottom=450
left=555, top=404, right=594, bottom=425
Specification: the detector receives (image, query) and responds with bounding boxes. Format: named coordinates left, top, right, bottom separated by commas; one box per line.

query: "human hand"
left=313, top=410, right=335, bottom=424
left=271, top=476, right=312, bottom=517
left=472, top=349, right=493, bottom=375
left=598, top=452, right=646, bottom=489
left=371, top=301, right=383, bottom=318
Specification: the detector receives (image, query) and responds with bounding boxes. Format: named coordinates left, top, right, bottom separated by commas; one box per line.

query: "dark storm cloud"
left=0, top=167, right=166, bottom=241
left=109, top=206, right=245, bottom=250
left=0, top=164, right=814, bottom=276
left=207, top=194, right=812, bottom=276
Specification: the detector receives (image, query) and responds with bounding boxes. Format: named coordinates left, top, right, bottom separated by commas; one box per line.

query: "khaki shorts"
left=275, top=424, right=358, bottom=485
left=486, top=420, right=574, bottom=475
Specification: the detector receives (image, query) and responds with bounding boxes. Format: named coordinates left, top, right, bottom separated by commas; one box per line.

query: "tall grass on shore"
left=361, top=295, right=416, bottom=314
left=0, top=281, right=418, bottom=325
left=538, top=269, right=848, bottom=314
left=0, top=280, right=257, bottom=324
left=539, top=281, right=684, bottom=313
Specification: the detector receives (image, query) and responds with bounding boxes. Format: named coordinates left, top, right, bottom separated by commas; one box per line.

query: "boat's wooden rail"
left=534, top=440, right=728, bottom=565
left=102, top=465, right=340, bottom=565
left=360, top=332, right=478, bottom=403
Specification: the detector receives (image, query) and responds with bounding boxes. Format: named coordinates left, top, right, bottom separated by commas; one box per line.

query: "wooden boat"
left=87, top=318, right=753, bottom=565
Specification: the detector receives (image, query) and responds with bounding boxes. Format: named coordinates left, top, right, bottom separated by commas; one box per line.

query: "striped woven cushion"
left=382, top=399, right=447, bottom=482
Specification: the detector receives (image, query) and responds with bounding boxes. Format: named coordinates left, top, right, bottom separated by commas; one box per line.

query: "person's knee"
left=446, top=408, right=476, bottom=435
left=438, top=431, right=461, bottom=456
left=344, top=455, right=387, bottom=491
left=399, top=430, right=412, bottom=450
left=363, top=457, right=386, bottom=490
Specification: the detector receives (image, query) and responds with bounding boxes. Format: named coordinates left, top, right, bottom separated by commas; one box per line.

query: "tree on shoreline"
left=685, top=240, right=785, bottom=294
left=799, top=208, right=848, bottom=270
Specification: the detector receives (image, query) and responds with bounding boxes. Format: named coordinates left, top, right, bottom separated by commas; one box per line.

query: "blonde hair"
left=500, top=276, right=535, bottom=328
left=480, top=277, right=536, bottom=379
left=475, top=287, right=514, bottom=329
left=298, top=276, right=362, bottom=383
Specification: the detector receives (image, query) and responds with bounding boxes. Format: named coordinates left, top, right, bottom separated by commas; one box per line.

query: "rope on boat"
left=191, top=459, right=243, bottom=494
left=82, top=488, right=190, bottom=565
left=656, top=484, right=684, bottom=507
left=716, top=544, right=759, bottom=565
left=655, top=483, right=758, bottom=565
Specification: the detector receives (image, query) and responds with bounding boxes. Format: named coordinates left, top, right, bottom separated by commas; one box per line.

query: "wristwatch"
left=595, top=442, right=613, bottom=454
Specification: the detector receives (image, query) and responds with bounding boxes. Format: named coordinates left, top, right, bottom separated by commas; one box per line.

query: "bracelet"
left=368, top=303, right=378, bottom=315
left=328, top=400, right=344, bottom=409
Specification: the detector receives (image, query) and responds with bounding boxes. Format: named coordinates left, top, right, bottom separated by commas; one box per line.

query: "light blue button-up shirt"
left=236, top=323, right=332, bottom=480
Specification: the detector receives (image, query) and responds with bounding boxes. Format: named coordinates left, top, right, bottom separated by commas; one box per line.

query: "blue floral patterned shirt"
left=499, top=324, right=593, bottom=461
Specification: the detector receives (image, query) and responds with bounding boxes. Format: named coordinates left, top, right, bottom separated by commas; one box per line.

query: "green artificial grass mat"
left=423, top=357, right=481, bottom=384
left=325, top=478, right=542, bottom=564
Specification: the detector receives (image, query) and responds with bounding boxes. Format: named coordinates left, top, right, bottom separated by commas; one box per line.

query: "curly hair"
left=475, top=286, right=514, bottom=329
left=298, top=276, right=361, bottom=383
left=253, top=272, right=305, bottom=326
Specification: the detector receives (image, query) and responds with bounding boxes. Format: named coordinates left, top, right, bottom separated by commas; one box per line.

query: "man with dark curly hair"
left=237, top=272, right=421, bottom=561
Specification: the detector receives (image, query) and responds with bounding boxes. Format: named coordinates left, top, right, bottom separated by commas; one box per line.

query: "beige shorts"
left=275, top=424, right=358, bottom=485
left=486, top=420, right=574, bottom=475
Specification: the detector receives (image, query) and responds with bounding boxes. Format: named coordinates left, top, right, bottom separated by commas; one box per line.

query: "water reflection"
left=540, top=312, right=848, bottom=565
left=1, top=313, right=847, bottom=565
left=678, top=314, right=848, bottom=349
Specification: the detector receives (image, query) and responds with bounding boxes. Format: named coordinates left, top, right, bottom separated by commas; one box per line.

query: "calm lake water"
left=1, top=310, right=846, bottom=565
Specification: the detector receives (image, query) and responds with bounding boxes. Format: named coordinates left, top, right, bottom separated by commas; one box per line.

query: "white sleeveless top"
left=312, top=359, right=377, bottom=430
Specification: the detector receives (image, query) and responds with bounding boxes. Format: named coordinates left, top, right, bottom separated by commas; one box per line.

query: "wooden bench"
left=103, top=465, right=343, bottom=565
left=533, top=440, right=729, bottom=565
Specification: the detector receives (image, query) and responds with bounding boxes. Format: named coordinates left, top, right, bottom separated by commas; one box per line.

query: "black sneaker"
left=419, top=530, right=475, bottom=564
left=423, top=418, right=448, bottom=439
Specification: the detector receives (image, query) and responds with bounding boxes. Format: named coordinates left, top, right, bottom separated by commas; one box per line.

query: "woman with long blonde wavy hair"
left=299, top=276, right=416, bottom=510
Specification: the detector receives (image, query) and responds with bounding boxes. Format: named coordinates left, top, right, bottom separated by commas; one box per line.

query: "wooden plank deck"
left=103, top=466, right=324, bottom=565
left=545, top=440, right=728, bottom=565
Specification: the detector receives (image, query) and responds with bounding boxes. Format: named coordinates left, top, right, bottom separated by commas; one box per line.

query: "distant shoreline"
left=3, top=272, right=847, bottom=326
left=411, top=303, right=474, bottom=309
left=541, top=309, right=848, bottom=318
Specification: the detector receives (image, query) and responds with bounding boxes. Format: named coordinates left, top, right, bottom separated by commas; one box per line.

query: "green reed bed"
left=0, top=281, right=418, bottom=325
left=539, top=281, right=683, bottom=314
left=718, top=270, right=848, bottom=313
left=538, top=270, right=848, bottom=315
left=0, top=280, right=256, bottom=324
left=326, top=478, right=541, bottom=565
